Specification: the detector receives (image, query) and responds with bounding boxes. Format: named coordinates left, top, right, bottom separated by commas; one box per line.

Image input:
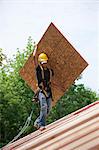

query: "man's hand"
left=33, top=44, right=38, bottom=68
left=33, top=44, right=37, bottom=57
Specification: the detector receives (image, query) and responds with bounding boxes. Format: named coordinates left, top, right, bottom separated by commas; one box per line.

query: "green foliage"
left=0, top=37, right=37, bottom=147
left=0, top=48, right=7, bottom=67
left=0, top=36, right=98, bottom=148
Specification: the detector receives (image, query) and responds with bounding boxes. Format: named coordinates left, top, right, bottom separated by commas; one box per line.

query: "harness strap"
left=49, top=68, right=53, bottom=83
left=40, top=65, right=52, bottom=84
left=40, top=65, right=44, bottom=81
left=39, top=65, right=52, bottom=97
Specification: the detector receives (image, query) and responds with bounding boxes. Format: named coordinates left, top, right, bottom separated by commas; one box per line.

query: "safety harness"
left=40, top=65, right=52, bottom=97
left=33, top=65, right=53, bottom=102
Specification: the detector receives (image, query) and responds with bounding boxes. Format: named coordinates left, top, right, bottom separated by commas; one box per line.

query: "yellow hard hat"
left=38, top=53, right=48, bottom=62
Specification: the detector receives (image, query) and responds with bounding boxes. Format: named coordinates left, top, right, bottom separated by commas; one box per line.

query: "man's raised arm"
left=33, top=45, right=38, bottom=68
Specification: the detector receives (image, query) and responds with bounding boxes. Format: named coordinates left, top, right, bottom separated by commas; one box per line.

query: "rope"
left=5, top=107, right=34, bottom=146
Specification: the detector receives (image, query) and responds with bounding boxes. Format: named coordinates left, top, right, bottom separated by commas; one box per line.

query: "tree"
left=0, top=48, right=7, bottom=67
left=0, top=37, right=38, bottom=147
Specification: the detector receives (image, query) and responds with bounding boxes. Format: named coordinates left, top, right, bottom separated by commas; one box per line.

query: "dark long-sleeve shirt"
left=36, top=65, right=54, bottom=98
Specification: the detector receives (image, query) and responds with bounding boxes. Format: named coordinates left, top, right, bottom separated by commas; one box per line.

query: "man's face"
left=41, top=62, right=48, bottom=68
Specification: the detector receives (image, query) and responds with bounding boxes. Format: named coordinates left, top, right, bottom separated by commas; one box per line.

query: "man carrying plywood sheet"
left=20, top=23, right=88, bottom=131
left=32, top=46, right=54, bottom=131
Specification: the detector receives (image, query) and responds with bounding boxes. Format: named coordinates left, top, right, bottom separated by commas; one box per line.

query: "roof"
left=3, top=101, right=99, bottom=150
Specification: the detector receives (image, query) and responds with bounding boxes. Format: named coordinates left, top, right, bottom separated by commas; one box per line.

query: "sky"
left=0, top=0, right=99, bottom=93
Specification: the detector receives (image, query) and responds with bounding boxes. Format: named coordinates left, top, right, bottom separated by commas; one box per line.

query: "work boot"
left=39, top=126, right=46, bottom=131
left=34, top=122, right=40, bottom=129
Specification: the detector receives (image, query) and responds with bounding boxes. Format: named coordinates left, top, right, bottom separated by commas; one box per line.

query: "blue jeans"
left=34, top=90, right=52, bottom=127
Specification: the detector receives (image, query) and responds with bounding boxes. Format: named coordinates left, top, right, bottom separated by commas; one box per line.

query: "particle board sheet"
left=3, top=101, right=99, bottom=150
left=20, top=23, right=88, bottom=106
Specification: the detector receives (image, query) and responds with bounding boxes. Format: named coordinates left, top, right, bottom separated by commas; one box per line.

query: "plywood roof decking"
left=3, top=101, right=99, bottom=150
left=20, top=23, right=88, bottom=106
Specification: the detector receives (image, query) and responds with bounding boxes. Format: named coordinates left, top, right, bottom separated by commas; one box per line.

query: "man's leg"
left=34, top=91, right=47, bottom=128
left=46, top=96, right=52, bottom=116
